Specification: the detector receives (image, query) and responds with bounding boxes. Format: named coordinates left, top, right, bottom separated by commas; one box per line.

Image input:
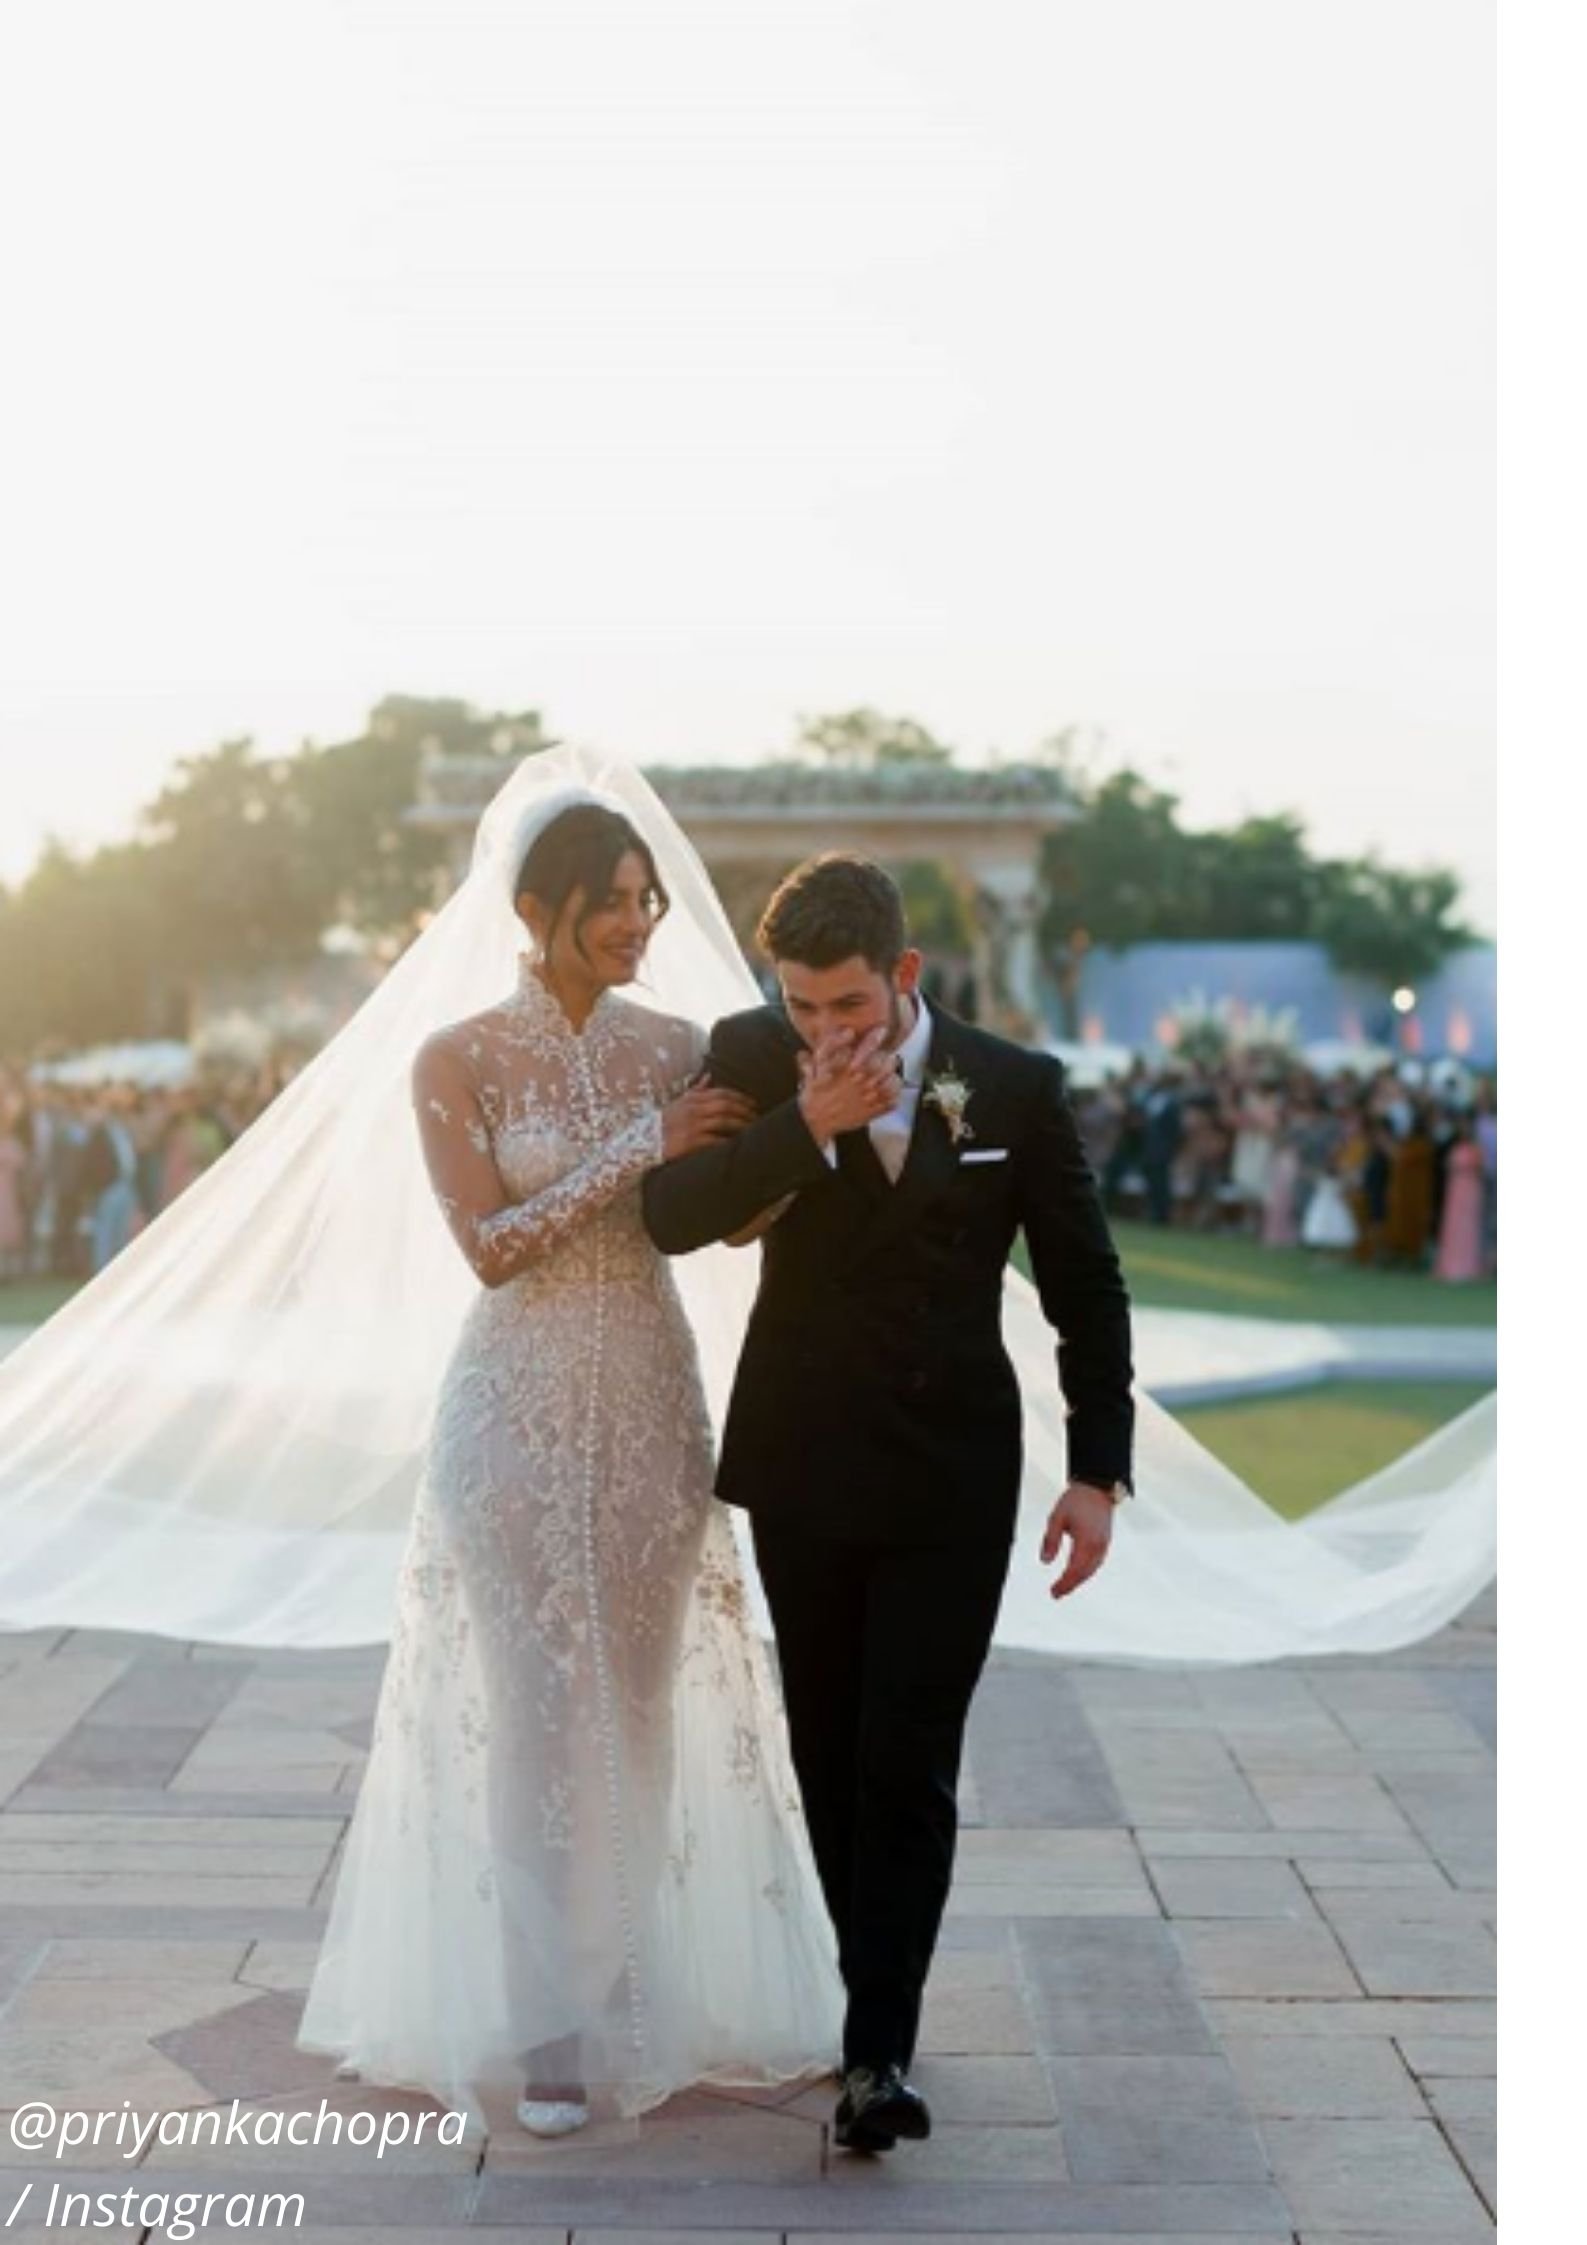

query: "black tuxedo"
left=641, top=1000, right=1134, bottom=1536
left=641, top=997, right=1134, bottom=2071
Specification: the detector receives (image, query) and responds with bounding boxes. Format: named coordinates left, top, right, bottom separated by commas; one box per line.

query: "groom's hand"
left=796, top=1025, right=898, bottom=1147
left=1039, top=1481, right=1117, bottom=1599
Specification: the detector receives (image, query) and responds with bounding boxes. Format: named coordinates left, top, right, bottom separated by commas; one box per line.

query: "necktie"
left=840, top=1056, right=910, bottom=1189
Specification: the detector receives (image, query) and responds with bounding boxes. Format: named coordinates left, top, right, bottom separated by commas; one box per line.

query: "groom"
left=642, top=854, right=1134, bottom=2154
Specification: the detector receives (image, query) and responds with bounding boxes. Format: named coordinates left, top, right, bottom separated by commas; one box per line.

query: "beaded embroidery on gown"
left=295, top=958, right=842, bottom=2133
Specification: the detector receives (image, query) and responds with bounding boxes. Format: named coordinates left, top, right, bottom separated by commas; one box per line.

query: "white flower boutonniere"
left=923, top=1061, right=975, bottom=1147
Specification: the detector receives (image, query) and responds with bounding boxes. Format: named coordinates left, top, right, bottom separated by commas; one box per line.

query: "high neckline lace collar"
left=510, top=952, right=618, bottom=1040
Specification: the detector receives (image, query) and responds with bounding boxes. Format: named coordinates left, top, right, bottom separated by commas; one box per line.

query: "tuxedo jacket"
left=641, top=1002, right=1134, bottom=1546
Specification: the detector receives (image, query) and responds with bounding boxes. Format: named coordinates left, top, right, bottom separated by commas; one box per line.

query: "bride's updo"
left=513, top=802, right=671, bottom=964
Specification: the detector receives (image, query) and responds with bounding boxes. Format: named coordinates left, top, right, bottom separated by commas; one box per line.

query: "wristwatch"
left=1076, top=1478, right=1132, bottom=1506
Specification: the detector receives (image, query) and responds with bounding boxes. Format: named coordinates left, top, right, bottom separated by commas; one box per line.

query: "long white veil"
left=0, top=745, right=1495, bottom=1663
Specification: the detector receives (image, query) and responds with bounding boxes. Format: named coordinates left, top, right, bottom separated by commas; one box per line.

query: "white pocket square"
left=959, top=1148, right=1009, bottom=1164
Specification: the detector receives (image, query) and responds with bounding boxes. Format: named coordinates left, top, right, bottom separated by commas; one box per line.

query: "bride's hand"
left=661, top=1082, right=757, bottom=1160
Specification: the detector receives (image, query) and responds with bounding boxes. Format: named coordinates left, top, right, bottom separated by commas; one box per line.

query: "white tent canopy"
left=29, top=1041, right=195, bottom=1090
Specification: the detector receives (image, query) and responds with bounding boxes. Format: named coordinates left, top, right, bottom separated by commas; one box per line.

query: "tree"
left=1184, top=813, right=1320, bottom=940
left=303, top=697, right=555, bottom=937
left=0, top=836, right=174, bottom=1054
left=897, top=859, right=976, bottom=953
left=1038, top=767, right=1195, bottom=954
left=1314, top=858, right=1471, bottom=986
left=140, top=738, right=337, bottom=981
left=1, top=697, right=565, bottom=1056
left=363, top=694, right=556, bottom=767
left=1035, top=768, right=1193, bottom=1034
left=794, top=708, right=955, bottom=767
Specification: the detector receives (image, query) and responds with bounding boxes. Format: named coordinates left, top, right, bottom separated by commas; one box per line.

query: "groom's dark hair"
left=756, top=853, right=908, bottom=974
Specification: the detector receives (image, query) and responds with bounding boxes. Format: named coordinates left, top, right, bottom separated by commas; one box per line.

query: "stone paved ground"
left=0, top=1586, right=1495, bottom=2242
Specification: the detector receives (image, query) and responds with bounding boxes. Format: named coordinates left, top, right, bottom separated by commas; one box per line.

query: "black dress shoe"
left=833, top=2062, right=932, bottom=2154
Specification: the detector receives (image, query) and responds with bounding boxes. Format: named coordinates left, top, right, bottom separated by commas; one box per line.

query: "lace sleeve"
left=411, top=1036, right=663, bottom=1288
left=661, top=1014, right=709, bottom=1098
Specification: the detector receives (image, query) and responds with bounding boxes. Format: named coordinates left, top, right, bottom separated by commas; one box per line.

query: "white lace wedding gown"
left=294, top=957, right=842, bottom=2133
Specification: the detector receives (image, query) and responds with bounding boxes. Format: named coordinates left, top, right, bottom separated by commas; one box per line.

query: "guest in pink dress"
left=1262, top=1117, right=1302, bottom=1248
left=1474, top=1082, right=1497, bottom=1276
left=0, top=1119, right=27, bottom=1277
left=1434, top=1122, right=1486, bottom=1283
left=159, top=1096, right=225, bottom=1209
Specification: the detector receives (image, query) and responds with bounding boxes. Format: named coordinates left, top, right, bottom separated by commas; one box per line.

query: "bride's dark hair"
left=513, top=802, right=671, bottom=964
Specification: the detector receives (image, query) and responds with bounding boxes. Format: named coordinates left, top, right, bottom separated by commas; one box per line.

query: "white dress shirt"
left=819, top=993, right=934, bottom=1185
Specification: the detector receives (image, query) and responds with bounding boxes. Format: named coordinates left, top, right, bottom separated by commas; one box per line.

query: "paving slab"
left=917, top=1981, right=1036, bottom=2056
left=212, top=2234, right=565, bottom=2245
left=1150, top=1858, right=1317, bottom=1921
left=472, top=2174, right=1297, bottom=2231
left=1137, top=1829, right=1427, bottom=1863
left=947, top=1882, right=1160, bottom=1920
left=578, top=2233, right=781, bottom=2245
left=1425, top=1666, right=1497, bottom=1750
left=1046, top=2056, right=1270, bottom=2185
left=824, top=2122, right=1071, bottom=2184
left=1205, top=1999, right=1493, bottom=2043
left=1371, top=1762, right=1495, bottom=1890
left=951, top=1822, right=1158, bottom=1912
left=479, top=2092, right=822, bottom=2183
left=1290, top=1856, right=1448, bottom=1891
left=786, top=2237, right=1294, bottom=2245
left=1237, top=1769, right=1412, bottom=1836
left=1257, top=2116, right=1495, bottom=2237
left=1015, top=1920, right=1217, bottom=2057
left=911, top=2053, right=1059, bottom=2125
left=967, top=1668, right=1126, bottom=1827
left=1421, top=2076, right=1494, bottom=2125
left=1394, top=2035, right=1496, bottom=2079
left=1311, top=1906, right=1496, bottom=2000
left=23, top=1721, right=208, bottom=1792
left=3, top=1784, right=362, bottom=1819
left=1218, top=2035, right=1425, bottom=2119
left=1087, top=1733, right=1269, bottom=1833
left=79, top=1660, right=250, bottom=1730
left=1171, top=1919, right=1361, bottom=2001
left=955, top=1829, right=1145, bottom=1884
left=1437, top=2113, right=1496, bottom=2215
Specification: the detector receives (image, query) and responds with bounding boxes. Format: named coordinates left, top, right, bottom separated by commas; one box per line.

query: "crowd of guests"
left=1072, top=1059, right=1497, bottom=1282
left=0, top=1066, right=292, bottom=1282
left=2, top=1044, right=1496, bottom=1292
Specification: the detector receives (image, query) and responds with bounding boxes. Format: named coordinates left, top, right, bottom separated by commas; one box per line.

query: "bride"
left=294, top=785, right=844, bottom=2136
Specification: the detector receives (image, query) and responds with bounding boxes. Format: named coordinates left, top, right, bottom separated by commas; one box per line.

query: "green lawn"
left=0, top=1278, right=80, bottom=1326
left=1104, top=1221, right=1494, bottom=1328
left=1177, top=1378, right=1492, bottom=1520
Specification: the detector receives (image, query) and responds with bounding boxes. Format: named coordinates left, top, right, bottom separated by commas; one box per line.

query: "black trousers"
left=750, top=1514, right=1014, bottom=2073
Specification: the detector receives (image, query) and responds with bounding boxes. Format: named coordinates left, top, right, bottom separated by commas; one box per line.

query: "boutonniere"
left=923, top=1060, right=975, bottom=1146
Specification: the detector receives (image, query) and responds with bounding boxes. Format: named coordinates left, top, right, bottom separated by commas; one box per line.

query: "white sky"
left=0, top=0, right=1493, bottom=929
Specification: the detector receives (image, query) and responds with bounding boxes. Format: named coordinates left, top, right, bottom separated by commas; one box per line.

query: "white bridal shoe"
left=516, top=2096, right=590, bottom=2138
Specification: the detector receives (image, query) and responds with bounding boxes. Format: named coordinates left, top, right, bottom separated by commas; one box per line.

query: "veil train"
left=0, top=746, right=1495, bottom=1663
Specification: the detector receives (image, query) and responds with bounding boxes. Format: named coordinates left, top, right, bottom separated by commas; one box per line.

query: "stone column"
left=972, top=859, right=1045, bottom=1035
